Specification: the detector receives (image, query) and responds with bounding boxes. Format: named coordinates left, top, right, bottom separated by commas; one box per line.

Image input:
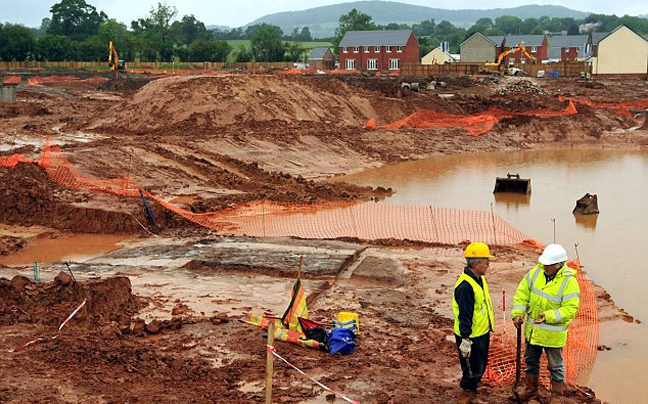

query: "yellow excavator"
left=108, top=41, right=126, bottom=72
left=485, top=43, right=536, bottom=67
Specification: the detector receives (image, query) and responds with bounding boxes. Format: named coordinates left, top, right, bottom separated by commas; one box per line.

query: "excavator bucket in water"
left=493, top=173, right=531, bottom=194
left=573, top=193, right=599, bottom=215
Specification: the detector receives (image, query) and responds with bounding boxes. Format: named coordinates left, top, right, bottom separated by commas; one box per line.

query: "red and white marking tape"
left=16, top=300, right=87, bottom=352
left=267, top=345, right=362, bottom=404
left=57, top=300, right=87, bottom=334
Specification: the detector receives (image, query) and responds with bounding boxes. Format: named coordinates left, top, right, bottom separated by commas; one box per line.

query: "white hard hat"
left=538, top=244, right=568, bottom=265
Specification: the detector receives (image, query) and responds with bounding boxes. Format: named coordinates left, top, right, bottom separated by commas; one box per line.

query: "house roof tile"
left=504, top=35, right=546, bottom=47
left=339, top=30, right=413, bottom=47
left=308, top=47, right=331, bottom=60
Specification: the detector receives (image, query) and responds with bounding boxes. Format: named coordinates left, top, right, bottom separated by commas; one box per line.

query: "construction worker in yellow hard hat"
left=452, top=242, right=495, bottom=404
left=511, top=244, right=581, bottom=404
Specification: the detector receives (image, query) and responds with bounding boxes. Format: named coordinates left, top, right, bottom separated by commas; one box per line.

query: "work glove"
left=459, top=338, right=472, bottom=358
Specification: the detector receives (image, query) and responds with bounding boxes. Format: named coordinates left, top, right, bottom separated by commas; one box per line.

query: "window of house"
left=520, top=58, right=526, bottom=64
left=397, top=46, right=403, bottom=53
left=345, top=59, right=356, bottom=70
left=367, top=59, right=378, bottom=70
left=508, top=58, right=515, bottom=65
left=531, top=46, right=537, bottom=52
left=374, top=46, right=380, bottom=52
left=389, top=59, right=400, bottom=70
left=343, top=47, right=348, bottom=53
left=353, top=46, right=359, bottom=53
left=386, top=47, right=392, bottom=53
left=364, top=46, right=369, bottom=53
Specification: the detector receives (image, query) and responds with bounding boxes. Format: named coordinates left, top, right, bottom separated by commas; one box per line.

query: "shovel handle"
left=515, top=325, right=522, bottom=384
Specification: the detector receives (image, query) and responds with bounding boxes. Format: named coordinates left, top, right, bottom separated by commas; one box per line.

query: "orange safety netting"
left=366, top=100, right=577, bottom=136
left=26, top=76, right=109, bottom=86
left=2, top=76, right=21, bottom=84
left=1, top=139, right=598, bottom=387
left=561, top=96, right=648, bottom=121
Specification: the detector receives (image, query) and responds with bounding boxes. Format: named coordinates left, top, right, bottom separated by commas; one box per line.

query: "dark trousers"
left=455, top=333, right=490, bottom=392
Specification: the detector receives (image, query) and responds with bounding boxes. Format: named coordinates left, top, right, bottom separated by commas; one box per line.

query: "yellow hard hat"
left=464, top=242, right=494, bottom=258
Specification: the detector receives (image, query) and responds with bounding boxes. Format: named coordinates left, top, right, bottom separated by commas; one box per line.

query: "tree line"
left=1, top=0, right=646, bottom=63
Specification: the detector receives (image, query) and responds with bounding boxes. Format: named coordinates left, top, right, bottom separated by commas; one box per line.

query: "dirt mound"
left=0, top=273, right=258, bottom=403
left=94, top=74, right=377, bottom=134
left=96, top=76, right=155, bottom=93
left=0, top=162, right=200, bottom=234
left=0, top=103, right=51, bottom=118
left=0, top=273, right=140, bottom=328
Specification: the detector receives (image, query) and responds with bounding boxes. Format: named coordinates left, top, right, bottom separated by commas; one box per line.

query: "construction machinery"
left=108, top=41, right=126, bottom=72
left=485, top=43, right=536, bottom=73
left=493, top=173, right=531, bottom=194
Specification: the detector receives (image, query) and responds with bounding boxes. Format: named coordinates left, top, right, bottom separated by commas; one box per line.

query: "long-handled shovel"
left=511, top=324, right=522, bottom=402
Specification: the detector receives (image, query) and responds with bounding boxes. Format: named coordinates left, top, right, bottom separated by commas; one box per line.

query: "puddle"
left=0, top=233, right=130, bottom=265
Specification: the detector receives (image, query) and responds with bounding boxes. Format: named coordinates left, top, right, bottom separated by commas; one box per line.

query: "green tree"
left=413, top=19, right=436, bottom=36
left=172, top=14, right=210, bottom=46
left=131, top=3, right=178, bottom=61
left=187, top=39, right=231, bottom=61
left=250, top=23, right=285, bottom=62
left=284, top=41, right=307, bottom=62
left=234, top=45, right=252, bottom=62
left=297, top=27, right=312, bottom=42
left=0, top=24, right=37, bottom=61
left=466, top=18, right=492, bottom=37
left=97, top=19, right=134, bottom=61
left=520, top=17, right=540, bottom=34
left=494, top=15, right=523, bottom=34
left=47, top=0, right=107, bottom=41
left=384, top=23, right=410, bottom=30
left=78, top=34, right=107, bottom=61
left=567, top=24, right=580, bottom=35
left=37, top=34, right=79, bottom=61
left=333, top=8, right=378, bottom=50
left=530, top=26, right=546, bottom=35
left=34, top=18, right=51, bottom=37
left=435, top=20, right=458, bottom=37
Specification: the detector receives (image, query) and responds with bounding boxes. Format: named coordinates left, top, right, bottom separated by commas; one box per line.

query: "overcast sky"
left=3, top=0, right=645, bottom=29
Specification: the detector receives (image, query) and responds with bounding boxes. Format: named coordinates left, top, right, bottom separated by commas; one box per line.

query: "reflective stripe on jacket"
left=511, top=263, right=581, bottom=348
left=453, top=272, right=495, bottom=338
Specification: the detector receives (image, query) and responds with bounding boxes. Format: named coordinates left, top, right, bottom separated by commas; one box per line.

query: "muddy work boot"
left=549, top=380, right=564, bottom=404
left=509, top=373, right=539, bottom=401
left=456, top=388, right=477, bottom=404
left=520, top=373, right=539, bottom=401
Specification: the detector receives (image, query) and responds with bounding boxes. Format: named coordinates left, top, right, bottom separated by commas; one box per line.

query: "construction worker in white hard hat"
left=511, top=244, right=581, bottom=404
left=452, top=242, right=495, bottom=404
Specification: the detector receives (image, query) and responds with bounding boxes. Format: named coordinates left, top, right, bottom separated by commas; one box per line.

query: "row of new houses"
left=308, top=25, right=648, bottom=75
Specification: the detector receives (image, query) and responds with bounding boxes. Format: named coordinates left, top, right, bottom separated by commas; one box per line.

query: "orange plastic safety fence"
left=484, top=259, right=598, bottom=388
left=26, top=76, right=109, bottom=87
left=560, top=96, right=648, bottom=121
left=2, top=76, right=21, bottom=84
left=1, top=140, right=599, bottom=387
left=0, top=154, right=34, bottom=166
left=366, top=100, right=577, bottom=136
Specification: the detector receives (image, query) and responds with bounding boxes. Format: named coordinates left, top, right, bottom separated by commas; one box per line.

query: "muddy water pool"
left=335, top=147, right=647, bottom=404
left=0, top=233, right=130, bottom=267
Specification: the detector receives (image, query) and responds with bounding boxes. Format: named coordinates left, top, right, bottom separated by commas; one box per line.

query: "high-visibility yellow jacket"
left=511, top=263, right=581, bottom=348
left=453, top=271, right=495, bottom=338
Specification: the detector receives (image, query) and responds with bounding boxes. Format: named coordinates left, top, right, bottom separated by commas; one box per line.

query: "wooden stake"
left=297, top=255, right=303, bottom=279
left=265, top=321, right=275, bottom=404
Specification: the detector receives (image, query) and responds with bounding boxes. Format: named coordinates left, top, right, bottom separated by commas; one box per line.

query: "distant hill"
left=247, top=1, right=591, bottom=38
